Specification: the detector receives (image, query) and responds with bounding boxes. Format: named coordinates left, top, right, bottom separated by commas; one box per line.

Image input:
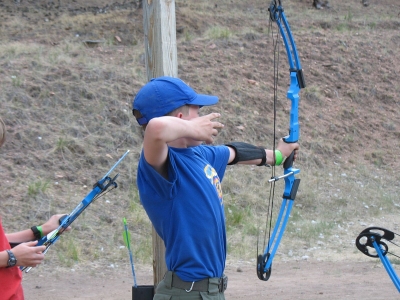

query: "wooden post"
left=143, top=0, right=178, bottom=81
left=142, top=0, right=178, bottom=288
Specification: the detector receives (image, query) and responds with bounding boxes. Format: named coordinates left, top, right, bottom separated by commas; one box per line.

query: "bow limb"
left=356, top=227, right=400, bottom=292
left=373, top=238, right=400, bottom=292
left=257, top=0, right=304, bottom=281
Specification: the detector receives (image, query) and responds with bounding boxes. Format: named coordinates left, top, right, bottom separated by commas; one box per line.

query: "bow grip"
left=282, top=136, right=297, bottom=169
left=59, top=214, right=68, bottom=225
left=283, top=151, right=295, bottom=169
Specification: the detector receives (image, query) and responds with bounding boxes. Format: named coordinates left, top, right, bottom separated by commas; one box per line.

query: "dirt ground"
left=22, top=260, right=399, bottom=299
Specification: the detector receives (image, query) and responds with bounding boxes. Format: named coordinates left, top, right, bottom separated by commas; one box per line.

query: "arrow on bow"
left=256, top=0, right=305, bottom=281
left=356, top=226, right=400, bottom=292
left=21, top=150, right=130, bottom=273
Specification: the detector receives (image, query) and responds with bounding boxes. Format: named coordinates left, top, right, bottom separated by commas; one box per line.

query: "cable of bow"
left=356, top=227, right=400, bottom=292
left=21, top=150, right=130, bottom=273
left=256, top=0, right=305, bottom=281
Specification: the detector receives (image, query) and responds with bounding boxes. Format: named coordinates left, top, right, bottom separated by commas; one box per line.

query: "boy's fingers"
left=213, top=122, right=224, bottom=129
left=208, top=112, right=221, bottom=120
left=36, top=246, right=47, bottom=252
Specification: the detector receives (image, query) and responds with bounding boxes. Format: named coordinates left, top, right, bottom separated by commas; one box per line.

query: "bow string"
left=257, top=0, right=305, bottom=281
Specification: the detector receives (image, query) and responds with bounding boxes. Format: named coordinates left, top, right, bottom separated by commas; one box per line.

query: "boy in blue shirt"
left=132, top=77, right=299, bottom=299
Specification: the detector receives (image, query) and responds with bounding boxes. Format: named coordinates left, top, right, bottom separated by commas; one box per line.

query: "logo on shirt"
left=204, top=164, right=223, bottom=205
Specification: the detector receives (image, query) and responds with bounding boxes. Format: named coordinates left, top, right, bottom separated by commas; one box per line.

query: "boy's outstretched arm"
left=226, top=139, right=299, bottom=166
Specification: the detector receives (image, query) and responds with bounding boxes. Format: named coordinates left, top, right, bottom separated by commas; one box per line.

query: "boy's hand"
left=41, top=214, right=71, bottom=236
left=276, top=139, right=299, bottom=161
left=191, top=113, right=224, bottom=144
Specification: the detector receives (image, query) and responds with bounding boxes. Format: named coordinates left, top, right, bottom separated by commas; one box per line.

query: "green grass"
left=206, top=26, right=233, bottom=39
left=28, top=180, right=51, bottom=197
left=57, top=235, right=81, bottom=267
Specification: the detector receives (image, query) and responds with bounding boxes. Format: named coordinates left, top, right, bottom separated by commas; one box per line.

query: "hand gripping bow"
left=257, top=0, right=305, bottom=281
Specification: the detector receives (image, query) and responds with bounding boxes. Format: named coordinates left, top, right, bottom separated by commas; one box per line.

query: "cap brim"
left=191, top=94, right=219, bottom=106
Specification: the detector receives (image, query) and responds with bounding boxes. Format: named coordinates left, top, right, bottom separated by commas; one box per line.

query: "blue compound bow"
left=356, top=227, right=400, bottom=292
left=257, top=0, right=305, bottom=281
left=21, top=150, right=130, bottom=273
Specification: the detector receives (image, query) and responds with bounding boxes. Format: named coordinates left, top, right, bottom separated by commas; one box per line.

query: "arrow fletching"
left=123, top=218, right=131, bottom=248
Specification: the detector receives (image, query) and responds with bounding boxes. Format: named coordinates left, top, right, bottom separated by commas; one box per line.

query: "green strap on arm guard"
left=225, top=142, right=267, bottom=166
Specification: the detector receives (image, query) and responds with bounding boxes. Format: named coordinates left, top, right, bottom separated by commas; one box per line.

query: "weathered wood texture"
left=143, top=0, right=178, bottom=289
left=143, top=0, right=178, bottom=80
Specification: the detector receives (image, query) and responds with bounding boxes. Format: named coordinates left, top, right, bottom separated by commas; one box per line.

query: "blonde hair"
left=0, top=117, right=5, bottom=148
left=166, top=105, right=190, bottom=117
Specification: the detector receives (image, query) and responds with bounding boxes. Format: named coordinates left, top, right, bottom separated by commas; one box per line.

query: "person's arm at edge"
left=5, top=214, right=68, bottom=244
left=0, top=214, right=69, bottom=268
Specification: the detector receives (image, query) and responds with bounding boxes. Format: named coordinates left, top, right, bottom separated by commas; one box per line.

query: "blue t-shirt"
left=137, top=145, right=230, bottom=281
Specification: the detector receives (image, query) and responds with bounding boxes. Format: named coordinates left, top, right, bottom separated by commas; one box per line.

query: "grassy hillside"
left=0, top=0, right=399, bottom=271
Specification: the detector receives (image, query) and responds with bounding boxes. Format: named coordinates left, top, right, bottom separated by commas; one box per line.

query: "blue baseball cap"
left=132, top=76, right=219, bottom=125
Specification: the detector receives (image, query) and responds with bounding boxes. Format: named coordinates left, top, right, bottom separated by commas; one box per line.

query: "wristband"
left=274, top=150, right=284, bottom=166
left=37, top=226, right=43, bottom=238
left=31, top=226, right=43, bottom=240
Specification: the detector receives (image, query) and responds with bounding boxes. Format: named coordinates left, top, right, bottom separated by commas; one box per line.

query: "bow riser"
left=283, top=170, right=300, bottom=200
left=285, top=72, right=301, bottom=143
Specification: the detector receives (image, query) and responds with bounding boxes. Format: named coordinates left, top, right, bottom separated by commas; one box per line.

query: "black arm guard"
left=225, top=142, right=267, bottom=166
